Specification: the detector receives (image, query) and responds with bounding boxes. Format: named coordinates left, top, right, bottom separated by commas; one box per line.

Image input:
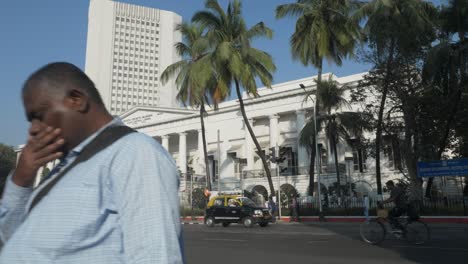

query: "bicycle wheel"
left=360, top=219, right=386, bottom=245
left=405, top=220, right=430, bottom=245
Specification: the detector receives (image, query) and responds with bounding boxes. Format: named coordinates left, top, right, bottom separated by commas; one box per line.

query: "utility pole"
left=314, top=99, right=322, bottom=215
left=270, top=145, right=286, bottom=221
left=276, top=144, right=281, bottom=220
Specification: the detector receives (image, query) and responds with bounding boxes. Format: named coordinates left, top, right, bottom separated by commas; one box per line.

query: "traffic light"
left=276, top=147, right=288, bottom=163
left=269, top=147, right=276, bottom=161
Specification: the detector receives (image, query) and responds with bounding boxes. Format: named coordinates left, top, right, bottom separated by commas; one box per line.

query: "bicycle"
left=360, top=208, right=431, bottom=245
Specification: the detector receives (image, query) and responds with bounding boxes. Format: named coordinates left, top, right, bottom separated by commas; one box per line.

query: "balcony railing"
left=242, top=163, right=347, bottom=179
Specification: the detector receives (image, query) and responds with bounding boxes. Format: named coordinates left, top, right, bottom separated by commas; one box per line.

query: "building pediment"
left=120, top=106, right=197, bottom=127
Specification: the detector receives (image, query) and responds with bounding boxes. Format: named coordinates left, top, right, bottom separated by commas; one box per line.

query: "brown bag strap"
left=28, top=125, right=136, bottom=214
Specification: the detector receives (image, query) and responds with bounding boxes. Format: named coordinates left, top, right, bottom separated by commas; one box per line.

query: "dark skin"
left=13, top=82, right=113, bottom=187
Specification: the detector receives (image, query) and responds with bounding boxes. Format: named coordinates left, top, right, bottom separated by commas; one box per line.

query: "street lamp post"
left=345, top=155, right=354, bottom=197
left=276, top=144, right=281, bottom=220
left=314, top=102, right=322, bottom=214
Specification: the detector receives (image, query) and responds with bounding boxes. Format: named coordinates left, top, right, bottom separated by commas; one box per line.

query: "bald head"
left=22, top=62, right=104, bottom=106
left=21, top=62, right=113, bottom=154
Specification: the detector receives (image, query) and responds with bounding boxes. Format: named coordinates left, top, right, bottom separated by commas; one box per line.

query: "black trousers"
left=388, top=206, right=407, bottom=229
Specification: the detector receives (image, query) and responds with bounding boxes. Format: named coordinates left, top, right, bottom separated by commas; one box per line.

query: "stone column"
left=162, top=135, right=169, bottom=151
left=245, top=118, right=254, bottom=170
left=269, top=114, right=279, bottom=169
left=296, top=109, right=307, bottom=169
left=178, top=132, right=187, bottom=175
left=197, top=129, right=205, bottom=174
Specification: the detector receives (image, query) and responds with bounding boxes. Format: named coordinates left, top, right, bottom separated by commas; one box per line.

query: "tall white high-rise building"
left=85, top=0, right=181, bottom=115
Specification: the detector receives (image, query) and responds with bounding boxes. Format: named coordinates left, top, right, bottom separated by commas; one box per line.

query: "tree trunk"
left=200, top=104, right=211, bottom=190
left=375, top=40, right=395, bottom=195
left=375, top=88, right=387, bottom=195
left=331, top=131, right=341, bottom=197
left=308, top=139, right=317, bottom=196
left=234, top=79, right=275, bottom=195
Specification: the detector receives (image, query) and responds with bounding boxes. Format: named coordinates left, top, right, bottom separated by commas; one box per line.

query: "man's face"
left=23, top=86, right=79, bottom=155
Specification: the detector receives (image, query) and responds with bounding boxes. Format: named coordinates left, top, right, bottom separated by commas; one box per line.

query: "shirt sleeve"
left=110, top=134, right=184, bottom=264
left=0, top=172, right=33, bottom=243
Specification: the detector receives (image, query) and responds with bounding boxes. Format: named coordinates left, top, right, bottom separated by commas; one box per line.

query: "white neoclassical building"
left=120, top=72, right=404, bottom=198
left=15, top=72, right=461, bottom=199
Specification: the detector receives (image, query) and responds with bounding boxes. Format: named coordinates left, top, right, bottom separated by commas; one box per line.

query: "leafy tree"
left=354, top=0, right=437, bottom=195
left=0, top=144, right=16, bottom=195
left=191, top=187, right=208, bottom=209
left=276, top=0, right=360, bottom=82
left=192, top=0, right=277, bottom=195
left=422, top=0, right=468, bottom=196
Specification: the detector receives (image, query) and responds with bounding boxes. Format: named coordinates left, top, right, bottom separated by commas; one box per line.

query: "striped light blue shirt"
left=0, top=119, right=184, bottom=263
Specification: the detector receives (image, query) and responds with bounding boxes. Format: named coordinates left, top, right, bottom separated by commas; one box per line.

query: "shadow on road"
left=294, top=221, right=468, bottom=264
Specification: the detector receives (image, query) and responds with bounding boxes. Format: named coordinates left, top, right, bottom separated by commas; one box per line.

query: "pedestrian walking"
left=363, top=194, right=370, bottom=221
left=291, top=195, right=300, bottom=222
left=0, top=62, right=184, bottom=263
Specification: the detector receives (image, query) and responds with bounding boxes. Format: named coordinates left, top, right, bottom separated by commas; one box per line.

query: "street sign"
left=417, top=158, right=468, bottom=177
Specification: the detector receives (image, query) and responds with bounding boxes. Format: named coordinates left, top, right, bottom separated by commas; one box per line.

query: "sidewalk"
left=181, top=216, right=468, bottom=224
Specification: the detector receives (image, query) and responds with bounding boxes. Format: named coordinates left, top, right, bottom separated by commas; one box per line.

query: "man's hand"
left=12, top=125, right=65, bottom=187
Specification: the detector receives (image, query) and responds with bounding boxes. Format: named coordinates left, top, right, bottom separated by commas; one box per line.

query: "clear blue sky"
left=0, top=0, right=445, bottom=147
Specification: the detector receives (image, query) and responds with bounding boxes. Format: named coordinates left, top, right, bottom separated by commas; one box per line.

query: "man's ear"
left=66, top=89, right=89, bottom=113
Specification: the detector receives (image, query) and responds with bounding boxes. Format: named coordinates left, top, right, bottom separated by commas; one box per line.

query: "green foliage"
left=354, top=0, right=437, bottom=59
left=180, top=207, right=205, bottom=217
left=276, top=0, right=360, bottom=69
left=191, top=188, right=208, bottom=209
left=279, top=184, right=298, bottom=206
left=160, top=22, right=221, bottom=108
left=0, top=144, right=16, bottom=195
left=0, top=144, right=15, bottom=177
left=193, top=0, right=276, bottom=96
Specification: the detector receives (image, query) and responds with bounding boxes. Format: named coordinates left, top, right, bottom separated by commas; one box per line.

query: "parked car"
left=205, top=195, right=273, bottom=228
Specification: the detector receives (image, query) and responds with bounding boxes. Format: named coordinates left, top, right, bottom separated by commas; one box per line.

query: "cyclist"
left=378, top=180, right=407, bottom=231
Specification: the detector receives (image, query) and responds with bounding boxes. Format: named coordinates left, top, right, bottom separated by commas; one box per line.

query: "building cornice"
left=126, top=72, right=366, bottom=130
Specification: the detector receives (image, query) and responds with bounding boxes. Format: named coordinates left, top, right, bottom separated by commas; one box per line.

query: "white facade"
left=120, top=73, right=406, bottom=197
left=85, top=0, right=181, bottom=115
left=15, top=72, right=462, bottom=199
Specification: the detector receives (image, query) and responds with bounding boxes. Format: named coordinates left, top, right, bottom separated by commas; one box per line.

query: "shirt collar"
left=66, top=118, right=124, bottom=157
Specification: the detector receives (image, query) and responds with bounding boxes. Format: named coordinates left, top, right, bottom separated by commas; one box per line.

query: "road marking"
left=393, top=245, right=468, bottom=251
left=307, top=240, right=328, bottom=243
left=204, top=238, right=247, bottom=242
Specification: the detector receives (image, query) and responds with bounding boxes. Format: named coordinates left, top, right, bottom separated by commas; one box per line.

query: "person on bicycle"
left=379, top=180, right=407, bottom=230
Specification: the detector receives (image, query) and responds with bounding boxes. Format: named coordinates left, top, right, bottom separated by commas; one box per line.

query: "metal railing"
left=241, top=163, right=346, bottom=179
left=278, top=195, right=468, bottom=216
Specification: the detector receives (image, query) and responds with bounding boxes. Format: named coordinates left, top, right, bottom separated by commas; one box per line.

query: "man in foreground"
left=0, top=62, right=184, bottom=263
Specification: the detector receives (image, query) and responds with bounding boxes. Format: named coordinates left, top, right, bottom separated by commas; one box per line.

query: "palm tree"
left=423, top=0, right=468, bottom=197
left=161, top=22, right=225, bottom=191
left=276, top=0, right=360, bottom=82
left=276, top=0, right=360, bottom=196
left=354, top=0, right=436, bottom=195
left=301, top=77, right=372, bottom=196
left=192, top=0, right=277, bottom=195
